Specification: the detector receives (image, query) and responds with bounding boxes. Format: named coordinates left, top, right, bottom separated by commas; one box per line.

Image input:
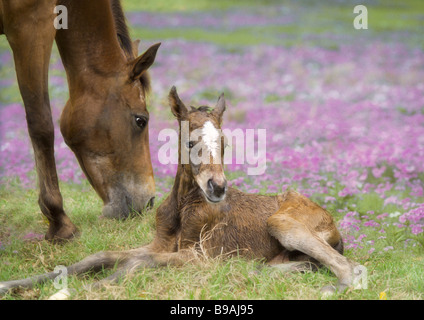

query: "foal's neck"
left=170, top=165, right=200, bottom=207
left=55, top=0, right=127, bottom=97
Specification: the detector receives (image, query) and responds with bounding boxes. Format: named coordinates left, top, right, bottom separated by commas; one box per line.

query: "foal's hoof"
left=0, top=283, right=12, bottom=296
left=320, top=285, right=337, bottom=298
left=45, top=215, right=79, bottom=242
left=0, top=281, right=19, bottom=296
left=320, top=283, right=349, bottom=298
left=48, top=288, right=75, bottom=300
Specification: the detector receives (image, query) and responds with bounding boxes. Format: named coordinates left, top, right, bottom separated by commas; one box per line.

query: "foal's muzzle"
left=205, top=178, right=228, bottom=203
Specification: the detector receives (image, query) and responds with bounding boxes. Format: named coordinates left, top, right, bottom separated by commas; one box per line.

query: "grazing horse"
left=0, top=87, right=360, bottom=296
left=0, top=0, right=160, bottom=240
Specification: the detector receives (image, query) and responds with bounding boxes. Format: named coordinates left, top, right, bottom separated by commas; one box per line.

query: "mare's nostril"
left=147, top=197, right=155, bottom=209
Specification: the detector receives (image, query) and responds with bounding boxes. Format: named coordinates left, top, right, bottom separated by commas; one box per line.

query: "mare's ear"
left=212, top=93, right=226, bottom=125
left=130, top=42, right=161, bottom=81
left=169, top=86, right=188, bottom=120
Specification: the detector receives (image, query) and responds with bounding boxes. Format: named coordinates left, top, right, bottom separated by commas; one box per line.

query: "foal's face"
left=169, top=87, right=228, bottom=203
left=60, top=44, right=160, bottom=219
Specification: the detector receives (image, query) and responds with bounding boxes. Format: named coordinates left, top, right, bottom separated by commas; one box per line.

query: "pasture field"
left=1, top=0, right=424, bottom=300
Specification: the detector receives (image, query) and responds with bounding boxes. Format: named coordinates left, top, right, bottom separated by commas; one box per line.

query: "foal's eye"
left=186, top=141, right=194, bottom=149
left=134, top=116, right=148, bottom=129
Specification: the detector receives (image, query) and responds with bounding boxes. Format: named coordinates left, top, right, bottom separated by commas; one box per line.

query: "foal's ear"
left=132, top=39, right=141, bottom=57
left=212, top=93, right=226, bottom=124
left=130, top=42, right=161, bottom=81
left=169, top=86, right=188, bottom=120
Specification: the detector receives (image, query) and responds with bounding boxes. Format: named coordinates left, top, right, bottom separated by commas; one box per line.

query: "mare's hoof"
left=45, top=215, right=79, bottom=242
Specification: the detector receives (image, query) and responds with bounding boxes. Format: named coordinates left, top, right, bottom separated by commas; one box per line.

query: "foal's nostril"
left=209, top=180, right=227, bottom=198
left=215, top=181, right=227, bottom=197
left=207, top=179, right=214, bottom=192
left=206, top=178, right=227, bottom=200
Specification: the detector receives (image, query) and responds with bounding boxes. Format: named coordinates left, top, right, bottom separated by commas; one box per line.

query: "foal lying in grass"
left=0, top=87, right=360, bottom=297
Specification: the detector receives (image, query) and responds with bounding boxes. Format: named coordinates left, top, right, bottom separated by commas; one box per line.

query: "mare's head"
left=168, top=86, right=228, bottom=203
left=60, top=43, right=160, bottom=219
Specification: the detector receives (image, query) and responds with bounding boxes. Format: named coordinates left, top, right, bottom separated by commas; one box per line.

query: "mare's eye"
left=134, top=115, right=148, bottom=129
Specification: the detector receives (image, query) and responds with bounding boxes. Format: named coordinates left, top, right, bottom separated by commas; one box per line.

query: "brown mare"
left=0, top=87, right=361, bottom=296
left=0, top=0, right=160, bottom=240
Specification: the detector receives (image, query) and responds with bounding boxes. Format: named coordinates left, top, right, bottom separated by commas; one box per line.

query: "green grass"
left=124, top=0, right=424, bottom=49
left=1, top=180, right=423, bottom=300
left=132, top=26, right=290, bottom=47
left=122, top=0, right=281, bottom=12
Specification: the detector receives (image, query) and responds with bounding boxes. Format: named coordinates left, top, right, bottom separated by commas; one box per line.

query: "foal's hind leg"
left=267, top=205, right=356, bottom=293
left=0, top=247, right=200, bottom=296
left=268, top=249, right=321, bottom=274
left=86, top=248, right=200, bottom=291
left=0, top=250, right=131, bottom=295
left=3, top=0, right=77, bottom=240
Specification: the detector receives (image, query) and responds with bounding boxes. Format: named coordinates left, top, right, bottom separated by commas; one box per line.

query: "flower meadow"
left=1, top=4, right=424, bottom=257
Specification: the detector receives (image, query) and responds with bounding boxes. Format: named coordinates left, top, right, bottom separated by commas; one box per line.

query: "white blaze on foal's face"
left=201, top=120, right=220, bottom=163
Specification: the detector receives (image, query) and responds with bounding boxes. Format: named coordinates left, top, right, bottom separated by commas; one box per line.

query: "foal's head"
left=168, top=86, right=228, bottom=203
left=60, top=43, right=160, bottom=219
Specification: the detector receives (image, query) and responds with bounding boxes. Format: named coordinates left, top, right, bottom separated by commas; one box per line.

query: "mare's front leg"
left=3, top=0, right=77, bottom=240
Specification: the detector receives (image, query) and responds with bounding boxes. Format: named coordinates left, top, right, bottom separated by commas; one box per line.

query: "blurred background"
left=122, top=0, right=423, bottom=47
left=1, top=0, right=423, bottom=252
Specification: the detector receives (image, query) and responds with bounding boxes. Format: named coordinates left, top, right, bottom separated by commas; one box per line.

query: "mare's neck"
left=55, top=0, right=127, bottom=98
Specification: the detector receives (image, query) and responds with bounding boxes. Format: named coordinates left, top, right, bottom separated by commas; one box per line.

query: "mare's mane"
left=110, top=0, right=151, bottom=94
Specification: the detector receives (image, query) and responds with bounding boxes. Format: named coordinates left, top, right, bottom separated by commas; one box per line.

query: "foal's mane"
left=110, top=0, right=151, bottom=94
